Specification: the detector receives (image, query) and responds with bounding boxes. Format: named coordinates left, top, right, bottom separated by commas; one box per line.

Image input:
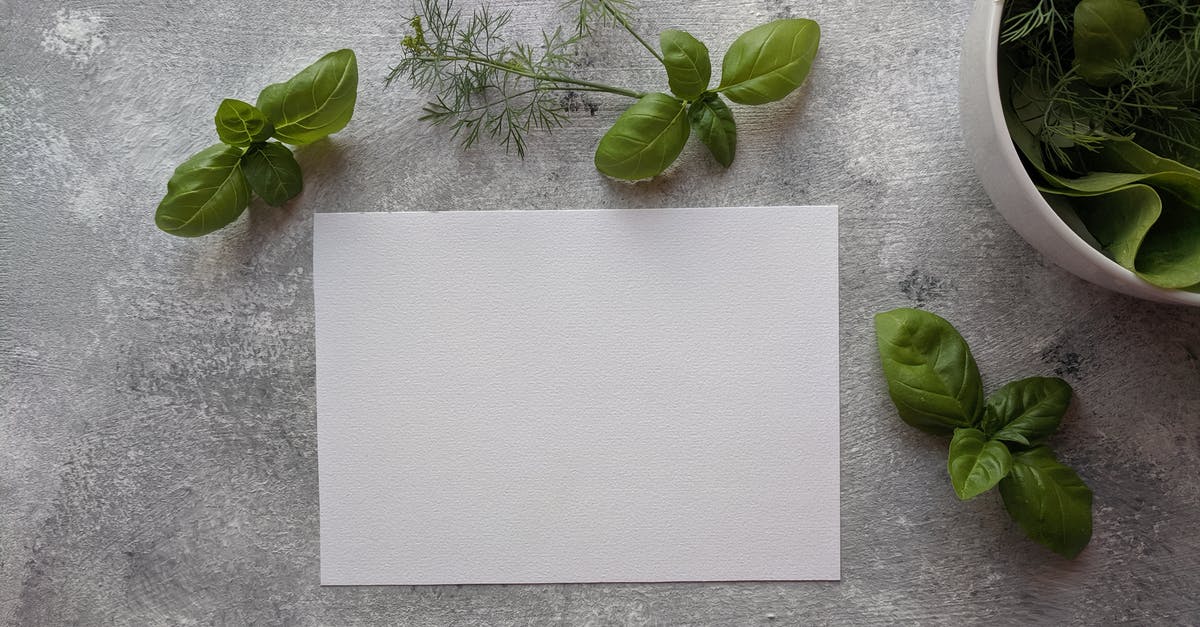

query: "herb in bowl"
left=1000, top=0, right=1200, bottom=291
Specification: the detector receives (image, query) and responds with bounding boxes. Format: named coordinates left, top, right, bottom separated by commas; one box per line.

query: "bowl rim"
left=977, top=0, right=1200, bottom=306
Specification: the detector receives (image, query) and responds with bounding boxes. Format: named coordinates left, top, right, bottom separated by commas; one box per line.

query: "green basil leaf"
left=1004, top=73, right=1200, bottom=201
left=688, top=94, right=736, bottom=167
left=874, top=308, right=984, bottom=435
left=659, top=29, right=711, bottom=100
left=982, top=377, right=1072, bottom=445
left=594, top=93, right=690, bottom=181
left=948, top=428, right=1013, bottom=500
left=241, top=142, right=303, bottom=206
left=1073, top=0, right=1149, bottom=87
left=155, top=144, right=251, bottom=237
left=999, top=447, right=1093, bottom=558
left=257, top=49, right=358, bottom=145
left=214, top=98, right=273, bottom=147
left=717, top=19, right=820, bottom=105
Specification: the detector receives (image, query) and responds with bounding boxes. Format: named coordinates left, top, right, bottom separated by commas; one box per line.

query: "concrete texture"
left=1, top=0, right=1198, bottom=624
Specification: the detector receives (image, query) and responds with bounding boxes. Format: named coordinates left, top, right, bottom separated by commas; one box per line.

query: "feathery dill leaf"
left=564, top=0, right=637, bottom=37
left=1001, top=0, right=1200, bottom=172
left=387, top=0, right=647, bottom=157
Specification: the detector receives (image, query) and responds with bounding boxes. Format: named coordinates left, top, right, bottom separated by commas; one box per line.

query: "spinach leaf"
left=688, top=94, right=736, bottom=167
left=1132, top=191, right=1200, bottom=288
left=257, top=49, right=358, bottom=145
left=1046, top=185, right=1200, bottom=289
left=948, top=428, right=1013, bottom=500
left=1073, top=0, right=1150, bottom=87
left=155, top=144, right=251, bottom=237
left=241, top=142, right=303, bottom=206
left=214, top=99, right=273, bottom=147
left=1094, top=139, right=1200, bottom=177
left=999, top=447, right=1093, bottom=558
left=660, top=30, right=711, bottom=100
left=1041, top=184, right=1160, bottom=272
left=717, top=19, right=820, bottom=105
left=982, top=377, right=1072, bottom=445
left=874, top=308, right=984, bottom=435
left=594, top=93, right=690, bottom=181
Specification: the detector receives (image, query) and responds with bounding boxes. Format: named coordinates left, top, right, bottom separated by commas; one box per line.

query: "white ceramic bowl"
left=960, top=0, right=1200, bottom=306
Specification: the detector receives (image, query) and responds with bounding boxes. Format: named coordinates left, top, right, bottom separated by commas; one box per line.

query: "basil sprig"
left=155, top=49, right=358, bottom=238
left=596, top=18, right=819, bottom=180
left=875, top=308, right=1093, bottom=558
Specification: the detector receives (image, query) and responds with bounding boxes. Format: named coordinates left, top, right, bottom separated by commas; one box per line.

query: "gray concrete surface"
left=2, top=0, right=1199, bottom=624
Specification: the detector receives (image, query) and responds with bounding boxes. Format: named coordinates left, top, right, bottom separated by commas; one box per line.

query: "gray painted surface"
left=2, top=0, right=1198, bottom=624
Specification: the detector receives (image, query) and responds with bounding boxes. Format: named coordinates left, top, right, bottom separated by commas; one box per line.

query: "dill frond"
left=1001, top=0, right=1068, bottom=45
left=387, top=0, right=646, bottom=157
left=562, top=0, right=637, bottom=37
left=1001, top=0, right=1200, bottom=172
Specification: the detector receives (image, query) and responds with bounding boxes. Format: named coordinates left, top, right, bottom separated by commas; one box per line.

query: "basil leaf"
left=214, top=98, right=273, bottom=147
left=594, top=93, right=690, bottom=181
left=982, top=377, right=1072, bottom=445
left=688, top=94, right=736, bottom=167
left=874, top=308, right=984, bottom=435
left=659, top=29, right=711, bottom=100
left=717, top=19, right=820, bottom=105
left=1073, top=0, right=1149, bottom=87
left=999, top=447, right=1093, bottom=558
left=241, top=142, right=303, bottom=206
left=257, top=49, right=358, bottom=145
left=155, top=144, right=251, bottom=237
left=948, top=428, right=1013, bottom=500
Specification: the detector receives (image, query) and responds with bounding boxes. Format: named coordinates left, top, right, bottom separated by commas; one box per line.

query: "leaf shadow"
left=597, top=169, right=686, bottom=207
left=733, top=81, right=817, bottom=152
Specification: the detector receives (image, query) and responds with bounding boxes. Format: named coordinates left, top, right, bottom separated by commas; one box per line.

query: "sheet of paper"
left=314, top=206, right=840, bottom=585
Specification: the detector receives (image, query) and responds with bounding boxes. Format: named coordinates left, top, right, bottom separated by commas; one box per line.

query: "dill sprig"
left=387, top=0, right=653, bottom=157
left=1002, top=0, right=1200, bottom=173
left=565, top=0, right=662, bottom=61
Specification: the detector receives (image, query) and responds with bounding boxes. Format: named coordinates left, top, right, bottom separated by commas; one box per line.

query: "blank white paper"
left=314, top=206, right=840, bottom=585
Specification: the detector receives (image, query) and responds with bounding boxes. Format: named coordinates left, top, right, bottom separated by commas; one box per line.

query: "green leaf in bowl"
left=1073, top=0, right=1149, bottom=88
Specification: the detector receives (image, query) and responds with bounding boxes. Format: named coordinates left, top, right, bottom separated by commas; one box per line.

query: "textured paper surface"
left=314, top=207, right=840, bottom=585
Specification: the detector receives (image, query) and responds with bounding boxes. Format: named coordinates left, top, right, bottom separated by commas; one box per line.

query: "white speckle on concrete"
left=41, top=9, right=107, bottom=66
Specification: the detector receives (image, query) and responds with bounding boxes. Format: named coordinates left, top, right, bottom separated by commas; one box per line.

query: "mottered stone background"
left=2, top=0, right=1199, bottom=624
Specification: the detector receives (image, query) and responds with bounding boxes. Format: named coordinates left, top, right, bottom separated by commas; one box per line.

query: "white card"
left=314, top=207, right=840, bottom=585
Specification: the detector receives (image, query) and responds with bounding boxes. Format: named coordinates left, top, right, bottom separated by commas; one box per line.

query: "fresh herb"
left=1000, top=0, right=1200, bottom=290
left=875, top=308, right=1093, bottom=558
left=387, top=0, right=820, bottom=180
left=155, top=50, right=358, bottom=238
